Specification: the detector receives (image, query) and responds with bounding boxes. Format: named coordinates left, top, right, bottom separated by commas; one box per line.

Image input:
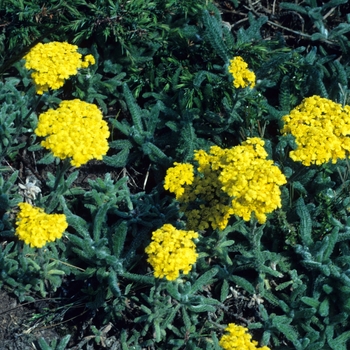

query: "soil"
left=0, top=290, right=62, bottom=350
left=0, top=288, right=120, bottom=349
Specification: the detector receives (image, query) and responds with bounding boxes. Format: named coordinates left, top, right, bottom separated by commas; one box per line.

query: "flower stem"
left=45, top=158, right=72, bottom=213
left=53, top=158, right=71, bottom=192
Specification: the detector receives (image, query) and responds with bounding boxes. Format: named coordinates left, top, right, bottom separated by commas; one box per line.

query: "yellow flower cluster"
left=164, top=138, right=286, bottom=229
left=35, top=99, right=110, bottom=167
left=24, top=41, right=95, bottom=94
left=281, top=95, right=350, bottom=166
left=228, top=56, right=256, bottom=89
left=219, top=323, right=270, bottom=350
left=145, top=224, right=198, bottom=281
left=183, top=151, right=235, bottom=231
left=15, top=202, right=68, bottom=248
left=164, top=163, right=194, bottom=200
left=218, top=138, right=287, bottom=224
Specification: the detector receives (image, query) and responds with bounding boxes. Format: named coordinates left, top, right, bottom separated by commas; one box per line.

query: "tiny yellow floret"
left=228, top=56, right=256, bottom=88
left=35, top=99, right=110, bottom=167
left=81, top=54, right=95, bottom=68
left=24, top=41, right=95, bottom=94
left=15, top=202, right=68, bottom=248
left=145, top=224, right=198, bottom=281
left=219, top=323, right=270, bottom=350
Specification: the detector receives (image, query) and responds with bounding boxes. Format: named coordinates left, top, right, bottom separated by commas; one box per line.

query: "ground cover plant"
left=1, top=0, right=350, bottom=349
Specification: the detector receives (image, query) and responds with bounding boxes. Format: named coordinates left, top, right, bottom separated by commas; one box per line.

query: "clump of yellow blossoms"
left=24, top=41, right=95, bottom=94
left=164, top=162, right=194, bottom=200
left=218, top=138, right=287, bottom=224
left=281, top=95, right=350, bottom=166
left=164, top=138, right=286, bottom=229
left=145, top=224, right=198, bottom=281
left=35, top=99, right=110, bottom=167
left=228, top=56, right=256, bottom=88
left=15, top=202, right=68, bottom=248
left=219, top=323, right=270, bottom=350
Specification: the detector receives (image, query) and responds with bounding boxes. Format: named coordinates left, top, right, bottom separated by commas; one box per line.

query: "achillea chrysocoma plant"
left=24, top=41, right=95, bottom=94
left=145, top=224, right=198, bottom=281
left=164, top=138, right=286, bottom=229
left=35, top=99, right=110, bottom=167
left=281, top=95, right=350, bottom=166
left=219, top=323, right=270, bottom=350
left=15, top=202, right=68, bottom=248
left=228, top=56, right=256, bottom=88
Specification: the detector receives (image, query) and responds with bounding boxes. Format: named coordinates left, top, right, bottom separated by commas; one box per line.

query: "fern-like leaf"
left=123, top=83, right=144, bottom=134
left=279, top=76, right=291, bottom=111
left=333, top=60, right=348, bottom=86
left=296, top=197, right=313, bottom=247
left=202, top=10, right=230, bottom=63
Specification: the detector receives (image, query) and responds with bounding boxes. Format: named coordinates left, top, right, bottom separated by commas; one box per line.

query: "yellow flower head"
left=228, top=56, right=256, bottom=89
left=24, top=42, right=95, bottom=94
left=218, top=138, right=287, bottom=224
left=164, top=138, right=286, bottom=229
left=35, top=99, right=110, bottom=167
left=281, top=95, right=350, bottom=166
left=15, top=202, right=68, bottom=248
left=164, top=162, right=194, bottom=200
left=219, top=323, right=270, bottom=350
left=145, top=224, right=198, bottom=281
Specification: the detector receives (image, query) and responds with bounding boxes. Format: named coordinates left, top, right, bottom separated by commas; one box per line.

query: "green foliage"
left=36, top=335, right=71, bottom=350
left=0, top=170, right=21, bottom=227
left=105, top=84, right=172, bottom=169
left=202, top=8, right=230, bottom=63
left=0, top=78, right=37, bottom=161
left=0, top=240, right=67, bottom=301
left=280, top=0, right=349, bottom=43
